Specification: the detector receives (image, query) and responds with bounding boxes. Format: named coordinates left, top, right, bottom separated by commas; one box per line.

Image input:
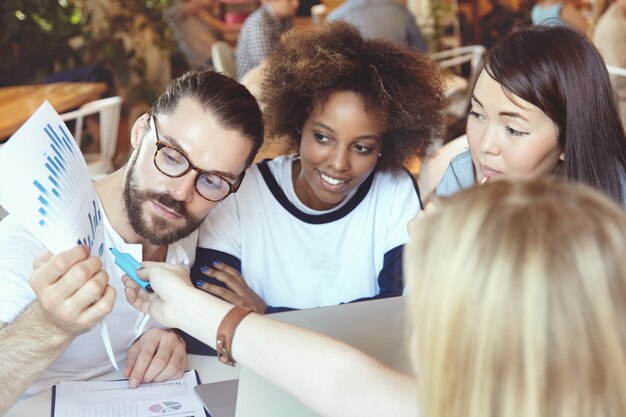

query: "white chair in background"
left=607, top=65, right=626, bottom=78
left=60, top=96, right=122, bottom=179
left=211, top=41, right=237, bottom=79
left=429, top=45, right=486, bottom=118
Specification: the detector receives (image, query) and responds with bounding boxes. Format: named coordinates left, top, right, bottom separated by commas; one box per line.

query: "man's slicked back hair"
left=150, top=70, right=264, bottom=166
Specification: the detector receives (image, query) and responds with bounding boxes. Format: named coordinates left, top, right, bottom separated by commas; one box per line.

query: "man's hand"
left=30, top=245, right=116, bottom=337
left=124, top=328, right=187, bottom=388
left=196, top=261, right=267, bottom=313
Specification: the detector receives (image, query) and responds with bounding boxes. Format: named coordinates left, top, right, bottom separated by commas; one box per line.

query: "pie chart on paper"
left=148, top=401, right=183, bottom=414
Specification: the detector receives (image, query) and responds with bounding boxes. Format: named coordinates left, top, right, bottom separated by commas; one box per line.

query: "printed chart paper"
left=52, top=370, right=206, bottom=417
left=0, top=100, right=117, bottom=369
left=0, top=100, right=105, bottom=257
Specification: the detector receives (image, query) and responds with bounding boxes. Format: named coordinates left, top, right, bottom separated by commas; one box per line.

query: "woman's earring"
left=378, top=153, right=382, bottom=157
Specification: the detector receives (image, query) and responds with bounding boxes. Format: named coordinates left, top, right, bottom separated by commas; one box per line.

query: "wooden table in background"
left=0, top=82, right=107, bottom=142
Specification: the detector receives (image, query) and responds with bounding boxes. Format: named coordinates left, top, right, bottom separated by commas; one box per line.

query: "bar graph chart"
left=0, top=101, right=105, bottom=257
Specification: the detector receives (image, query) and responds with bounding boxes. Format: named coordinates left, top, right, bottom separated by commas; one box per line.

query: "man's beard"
left=123, top=156, right=203, bottom=246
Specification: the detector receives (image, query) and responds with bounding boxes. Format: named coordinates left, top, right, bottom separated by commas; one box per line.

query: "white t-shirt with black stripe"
left=195, top=154, right=421, bottom=310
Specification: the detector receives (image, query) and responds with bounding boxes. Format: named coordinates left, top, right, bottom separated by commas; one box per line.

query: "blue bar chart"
left=0, top=101, right=105, bottom=257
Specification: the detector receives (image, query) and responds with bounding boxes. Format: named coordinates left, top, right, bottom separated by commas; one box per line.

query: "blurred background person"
left=531, top=0, right=589, bottom=34
left=165, top=0, right=217, bottom=70
left=235, top=0, right=299, bottom=80
left=593, top=0, right=626, bottom=128
left=326, top=0, right=427, bottom=52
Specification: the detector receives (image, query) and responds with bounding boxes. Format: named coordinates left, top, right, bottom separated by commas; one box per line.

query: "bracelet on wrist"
left=216, top=305, right=253, bottom=366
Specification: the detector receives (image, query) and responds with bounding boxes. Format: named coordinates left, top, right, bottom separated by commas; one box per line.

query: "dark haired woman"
left=435, top=25, right=626, bottom=205
left=191, top=22, right=446, bottom=314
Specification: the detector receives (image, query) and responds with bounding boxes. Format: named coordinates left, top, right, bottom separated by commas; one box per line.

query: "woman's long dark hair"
left=484, top=25, right=626, bottom=203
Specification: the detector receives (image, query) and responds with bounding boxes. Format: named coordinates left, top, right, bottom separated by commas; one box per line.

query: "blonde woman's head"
left=405, top=179, right=626, bottom=417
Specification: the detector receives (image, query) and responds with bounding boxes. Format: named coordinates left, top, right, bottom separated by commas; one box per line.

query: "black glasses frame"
left=150, top=115, right=245, bottom=202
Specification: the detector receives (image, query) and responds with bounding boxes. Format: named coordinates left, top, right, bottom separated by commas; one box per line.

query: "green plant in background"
left=0, top=0, right=176, bottom=109
left=0, top=0, right=84, bottom=85
left=428, top=0, right=453, bottom=51
left=82, top=0, right=175, bottom=109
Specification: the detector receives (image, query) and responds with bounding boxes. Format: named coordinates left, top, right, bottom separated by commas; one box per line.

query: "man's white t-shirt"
left=0, top=207, right=198, bottom=397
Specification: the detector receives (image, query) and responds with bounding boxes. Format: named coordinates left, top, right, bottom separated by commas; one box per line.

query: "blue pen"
left=109, top=247, right=153, bottom=292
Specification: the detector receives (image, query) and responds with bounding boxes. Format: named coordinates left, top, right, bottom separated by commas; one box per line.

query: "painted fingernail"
left=194, top=280, right=205, bottom=288
left=212, top=260, right=221, bottom=267
left=130, top=378, right=139, bottom=388
left=200, top=265, right=209, bottom=273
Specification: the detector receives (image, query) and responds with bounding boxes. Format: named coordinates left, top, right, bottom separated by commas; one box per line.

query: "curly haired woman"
left=190, top=22, right=446, bottom=316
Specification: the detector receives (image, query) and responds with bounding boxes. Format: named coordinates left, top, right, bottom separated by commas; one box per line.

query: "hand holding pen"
left=109, top=248, right=153, bottom=293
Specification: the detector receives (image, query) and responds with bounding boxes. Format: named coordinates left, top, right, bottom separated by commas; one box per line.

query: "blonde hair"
left=405, top=179, right=626, bottom=417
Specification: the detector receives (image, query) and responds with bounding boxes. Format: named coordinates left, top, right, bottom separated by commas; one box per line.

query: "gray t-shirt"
left=435, top=150, right=475, bottom=197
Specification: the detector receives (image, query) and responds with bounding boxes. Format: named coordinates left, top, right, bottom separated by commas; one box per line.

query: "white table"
left=4, top=354, right=239, bottom=417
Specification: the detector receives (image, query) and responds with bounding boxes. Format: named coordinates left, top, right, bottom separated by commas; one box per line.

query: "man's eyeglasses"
left=150, top=115, right=245, bottom=202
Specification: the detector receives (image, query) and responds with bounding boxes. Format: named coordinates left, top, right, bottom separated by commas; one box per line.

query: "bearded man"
left=0, top=70, right=263, bottom=412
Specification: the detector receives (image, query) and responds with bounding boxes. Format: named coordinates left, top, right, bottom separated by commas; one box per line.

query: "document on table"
left=52, top=369, right=208, bottom=417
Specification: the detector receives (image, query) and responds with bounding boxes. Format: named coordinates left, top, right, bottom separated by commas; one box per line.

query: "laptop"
left=194, top=296, right=409, bottom=417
